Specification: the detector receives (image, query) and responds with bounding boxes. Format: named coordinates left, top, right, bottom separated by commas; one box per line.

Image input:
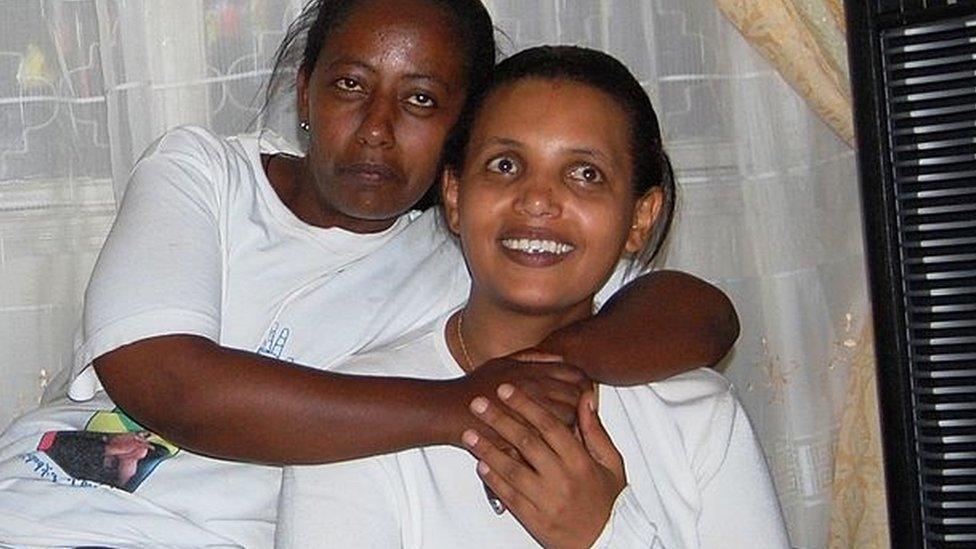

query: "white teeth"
left=501, top=238, right=575, bottom=255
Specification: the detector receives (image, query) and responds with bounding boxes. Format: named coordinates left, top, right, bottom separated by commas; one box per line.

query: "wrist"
left=581, top=518, right=612, bottom=549
left=538, top=319, right=584, bottom=360
left=427, top=379, right=468, bottom=446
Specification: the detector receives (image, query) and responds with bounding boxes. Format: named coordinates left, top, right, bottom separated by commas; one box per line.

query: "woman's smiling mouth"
left=500, top=238, right=575, bottom=255
left=497, top=231, right=577, bottom=268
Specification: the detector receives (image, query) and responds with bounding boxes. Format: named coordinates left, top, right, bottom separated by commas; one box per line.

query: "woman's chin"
left=499, top=291, right=592, bottom=319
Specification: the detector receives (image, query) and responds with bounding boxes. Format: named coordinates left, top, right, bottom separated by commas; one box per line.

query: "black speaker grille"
left=884, top=13, right=976, bottom=546
left=879, top=0, right=976, bottom=17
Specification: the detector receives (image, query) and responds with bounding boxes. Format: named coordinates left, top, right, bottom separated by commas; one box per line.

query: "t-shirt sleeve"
left=70, top=127, right=225, bottom=400
left=696, top=394, right=791, bottom=548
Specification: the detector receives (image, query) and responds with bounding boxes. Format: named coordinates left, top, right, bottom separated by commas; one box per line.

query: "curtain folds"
left=713, top=0, right=854, bottom=145
left=828, top=324, right=890, bottom=549
left=713, top=1, right=889, bottom=546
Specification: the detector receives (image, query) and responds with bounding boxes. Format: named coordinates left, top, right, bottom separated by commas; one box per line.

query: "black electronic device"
left=846, top=0, right=976, bottom=546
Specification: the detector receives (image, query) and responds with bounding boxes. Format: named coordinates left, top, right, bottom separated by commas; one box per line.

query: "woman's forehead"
left=472, top=78, right=632, bottom=153
left=317, top=0, right=466, bottom=84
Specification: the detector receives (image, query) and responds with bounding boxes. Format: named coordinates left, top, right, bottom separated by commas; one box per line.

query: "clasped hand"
left=449, top=350, right=590, bottom=449
left=463, top=382, right=627, bottom=549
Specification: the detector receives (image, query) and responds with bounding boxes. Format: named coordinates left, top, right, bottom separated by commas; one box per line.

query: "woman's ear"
left=625, top=187, right=664, bottom=254
left=296, top=68, right=311, bottom=125
left=442, top=169, right=462, bottom=235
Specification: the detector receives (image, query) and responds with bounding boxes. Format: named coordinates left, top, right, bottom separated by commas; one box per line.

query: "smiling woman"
left=444, top=78, right=659, bottom=327
left=278, top=45, right=786, bottom=549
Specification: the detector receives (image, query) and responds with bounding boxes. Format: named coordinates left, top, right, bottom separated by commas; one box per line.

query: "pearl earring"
left=300, top=121, right=310, bottom=132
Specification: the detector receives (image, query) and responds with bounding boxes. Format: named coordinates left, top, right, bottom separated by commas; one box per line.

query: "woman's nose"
left=356, top=98, right=395, bottom=148
left=514, top=177, right=561, bottom=218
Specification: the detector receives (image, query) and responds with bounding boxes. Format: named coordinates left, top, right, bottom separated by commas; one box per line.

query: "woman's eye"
left=334, top=77, right=363, bottom=92
left=406, top=92, right=436, bottom=108
left=486, top=156, right=520, bottom=176
left=568, top=164, right=604, bottom=184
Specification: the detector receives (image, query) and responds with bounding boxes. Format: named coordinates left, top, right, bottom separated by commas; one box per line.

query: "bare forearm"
left=95, top=335, right=586, bottom=465
left=538, top=270, right=739, bottom=386
left=95, top=336, right=457, bottom=465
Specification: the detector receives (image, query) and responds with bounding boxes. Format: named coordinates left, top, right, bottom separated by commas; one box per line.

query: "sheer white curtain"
left=0, top=1, right=868, bottom=547
left=0, top=0, right=303, bottom=417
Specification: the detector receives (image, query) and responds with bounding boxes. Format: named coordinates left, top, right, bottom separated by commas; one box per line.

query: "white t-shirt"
left=277, top=315, right=790, bottom=548
left=0, top=126, right=469, bottom=548
left=71, top=125, right=468, bottom=399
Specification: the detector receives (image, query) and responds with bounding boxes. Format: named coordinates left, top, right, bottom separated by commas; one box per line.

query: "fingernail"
left=462, top=429, right=479, bottom=448
left=478, top=461, right=490, bottom=475
left=588, top=394, right=597, bottom=412
left=470, top=397, right=489, bottom=414
left=497, top=384, right=514, bottom=400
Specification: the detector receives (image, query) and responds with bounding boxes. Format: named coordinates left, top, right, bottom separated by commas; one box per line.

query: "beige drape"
left=715, top=0, right=853, bottom=146
left=828, top=324, right=889, bottom=548
left=713, top=1, right=889, bottom=547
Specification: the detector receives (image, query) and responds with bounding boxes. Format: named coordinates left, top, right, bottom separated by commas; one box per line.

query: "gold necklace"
left=457, top=309, right=511, bottom=515
left=456, top=309, right=475, bottom=371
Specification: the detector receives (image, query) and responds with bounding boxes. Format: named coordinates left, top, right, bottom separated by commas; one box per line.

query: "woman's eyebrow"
left=324, top=58, right=375, bottom=73
left=403, top=73, right=454, bottom=91
left=479, top=139, right=609, bottom=162
left=483, top=137, right=523, bottom=149
left=563, top=146, right=610, bottom=162
left=321, top=59, right=452, bottom=90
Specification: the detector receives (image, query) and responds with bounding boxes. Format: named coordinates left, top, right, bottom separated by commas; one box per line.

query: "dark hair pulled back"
left=265, top=0, right=496, bottom=121
left=442, top=45, right=677, bottom=269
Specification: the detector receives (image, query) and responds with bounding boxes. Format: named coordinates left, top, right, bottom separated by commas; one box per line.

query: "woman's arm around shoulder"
left=540, top=270, right=740, bottom=386
left=95, top=335, right=589, bottom=464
